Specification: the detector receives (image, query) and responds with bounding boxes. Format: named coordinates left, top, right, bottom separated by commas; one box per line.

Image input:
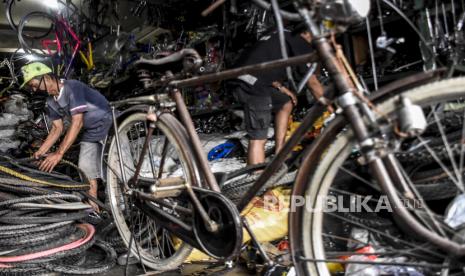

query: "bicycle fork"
left=308, top=20, right=465, bottom=254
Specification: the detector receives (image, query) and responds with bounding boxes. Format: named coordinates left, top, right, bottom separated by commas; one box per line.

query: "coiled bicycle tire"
left=0, top=224, right=95, bottom=262
left=0, top=225, right=74, bottom=248
left=0, top=194, right=82, bottom=207
left=0, top=264, right=49, bottom=276
left=0, top=211, right=89, bottom=225
left=43, top=240, right=116, bottom=274
left=0, top=184, right=52, bottom=196
left=0, top=221, right=73, bottom=237
left=0, top=191, right=17, bottom=200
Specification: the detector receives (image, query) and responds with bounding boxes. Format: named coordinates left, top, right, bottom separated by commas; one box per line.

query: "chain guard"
left=192, top=187, right=242, bottom=260
left=135, top=187, right=242, bottom=260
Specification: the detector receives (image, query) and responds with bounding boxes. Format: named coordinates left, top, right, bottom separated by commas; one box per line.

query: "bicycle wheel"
left=17, top=12, right=56, bottom=58
left=293, top=77, right=465, bottom=275
left=6, top=0, right=53, bottom=39
left=106, top=112, right=197, bottom=271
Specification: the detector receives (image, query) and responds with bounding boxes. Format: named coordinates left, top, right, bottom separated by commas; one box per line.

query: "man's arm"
left=39, top=113, right=83, bottom=172
left=307, top=74, right=324, bottom=99
left=34, top=119, right=63, bottom=158
left=57, top=113, right=83, bottom=156
left=307, top=74, right=334, bottom=112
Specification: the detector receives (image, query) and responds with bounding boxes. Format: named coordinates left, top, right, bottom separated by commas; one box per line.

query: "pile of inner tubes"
left=0, top=155, right=116, bottom=275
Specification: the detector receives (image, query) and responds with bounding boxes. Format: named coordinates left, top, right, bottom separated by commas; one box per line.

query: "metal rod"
left=170, top=53, right=317, bottom=88
left=171, top=89, right=221, bottom=192
left=111, top=106, right=128, bottom=187
left=135, top=191, right=192, bottom=215
left=153, top=184, right=186, bottom=192
left=201, top=0, right=226, bottom=17
left=157, top=138, right=169, bottom=179
left=242, top=218, right=274, bottom=266
left=366, top=17, right=379, bottom=91
left=271, top=0, right=297, bottom=91
left=297, top=63, right=317, bottom=94
left=131, top=124, right=155, bottom=187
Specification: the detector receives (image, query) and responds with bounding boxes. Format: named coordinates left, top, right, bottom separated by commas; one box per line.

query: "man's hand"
left=39, top=152, right=63, bottom=173
left=272, top=81, right=298, bottom=106
left=33, top=149, right=46, bottom=160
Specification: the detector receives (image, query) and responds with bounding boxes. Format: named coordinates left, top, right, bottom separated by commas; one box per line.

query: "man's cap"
left=20, top=62, right=52, bottom=88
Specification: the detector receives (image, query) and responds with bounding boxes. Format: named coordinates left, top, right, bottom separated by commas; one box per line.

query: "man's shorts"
left=79, top=141, right=103, bottom=180
left=235, top=85, right=291, bottom=140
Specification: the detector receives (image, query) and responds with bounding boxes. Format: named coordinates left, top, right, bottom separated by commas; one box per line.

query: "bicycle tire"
left=6, top=0, right=53, bottom=39
left=10, top=202, right=91, bottom=211
left=0, top=224, right=94, bottom=262
left=0, top=264, right=48, bottom=276
left=0, top=183, right=53, bottom=196
left=17, top=11, right=56, bottom=58
left=0, top=221, right=73, bottom=237
left=43, top=240, right=116, bottom=274
left=106, top=112, right=194, bottom=271
left=0, top=211, right=89, bottom=225
left=3, top=157, right=74, bottom=182
left=0, top=225, right=74, bottom=248
left=0, top=194, right=82, bottom=207
left=0, top=191, right=17, bottom=201
left=292, top=77, right=465, bottom=275
left=221, top=165, right=293, bottom=205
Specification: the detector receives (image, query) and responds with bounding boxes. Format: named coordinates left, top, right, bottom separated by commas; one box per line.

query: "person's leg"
left=274, top=100, right=293, bottom=153
left=79, top=141, right=102, bottom=212
left=243, top=103, right=270, bottom=165
left=248, top=139, right=267, bottom=165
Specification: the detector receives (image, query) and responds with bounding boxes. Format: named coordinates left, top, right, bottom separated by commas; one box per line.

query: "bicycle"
left=103, top=0, right=465, bottom=275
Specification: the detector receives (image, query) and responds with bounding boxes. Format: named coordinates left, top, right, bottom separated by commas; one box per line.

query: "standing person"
left=233, top=30, right=324, bottom=165
left=21, top=62, right=112, bottom=211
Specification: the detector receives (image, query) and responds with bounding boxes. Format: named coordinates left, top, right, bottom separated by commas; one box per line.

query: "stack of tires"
left=0, top=94, right=31, bottom=153
left=0, top=157, right=116, bottom=275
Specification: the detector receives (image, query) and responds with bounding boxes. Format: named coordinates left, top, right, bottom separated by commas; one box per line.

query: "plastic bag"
left=185, top=187, right=291, bottom=263
left=241, top=187, right=291, bottom=243
left=445, top=194, right=465, bottom=229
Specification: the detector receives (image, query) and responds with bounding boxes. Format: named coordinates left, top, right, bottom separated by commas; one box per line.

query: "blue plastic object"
left=208, top=142, right=236, bottom=161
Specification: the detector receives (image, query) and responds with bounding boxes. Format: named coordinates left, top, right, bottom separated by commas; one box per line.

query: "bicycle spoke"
left=326, top=212, right=446, bottom=259
left=397, top=162, right=448, bottom=237
left=459, top=107, right=465, bottom=186
left=157, top=138, right=170, bottom=180
left=417, top=136, right=463, bottom=192
left=340, top=166, right=380, bottom=191
left=432, top=108, right=463, bottom=190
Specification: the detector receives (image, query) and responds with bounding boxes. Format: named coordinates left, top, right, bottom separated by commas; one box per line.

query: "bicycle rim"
left=106, top=112, right=195, bottom=271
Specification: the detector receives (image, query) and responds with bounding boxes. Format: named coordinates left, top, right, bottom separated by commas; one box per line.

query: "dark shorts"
left=235, top=85, right=291, bottom=140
